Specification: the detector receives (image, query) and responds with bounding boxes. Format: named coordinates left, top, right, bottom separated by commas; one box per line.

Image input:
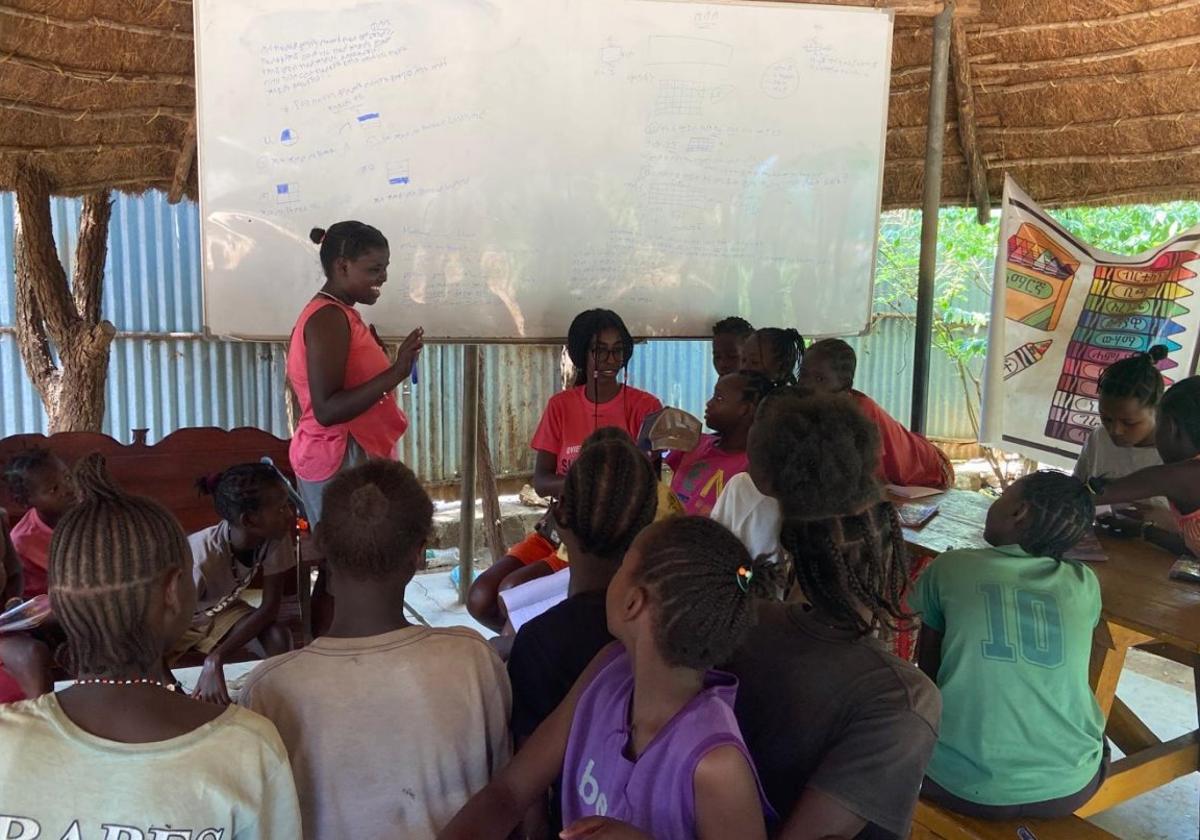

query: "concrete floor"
left=183, top=567, right=1197, bottom=840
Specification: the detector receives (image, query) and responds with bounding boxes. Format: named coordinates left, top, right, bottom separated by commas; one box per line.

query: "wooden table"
left=894, top=489, right=1200, bottom=826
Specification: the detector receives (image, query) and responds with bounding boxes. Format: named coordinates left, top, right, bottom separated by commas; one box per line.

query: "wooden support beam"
left=949, top=17, right=989, bottom=223
left=168, top=114, right=197, bottom=205
left=1075, top=732, right=1200, bottom=817
left=773, top=0, right=980, bottom=17
left=1089, top=620, right=1154, bottom=717
left=1105, top=697, right=1162, bottom=756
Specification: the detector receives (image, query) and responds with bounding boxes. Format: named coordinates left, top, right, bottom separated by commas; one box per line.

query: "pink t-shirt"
left=531, top=386, right=662, bottom=476
left=666, top=435, right=749, bottom=517
left=9, top=508, right=52, bottom=600
left=286, top=298, right=409, bottom=482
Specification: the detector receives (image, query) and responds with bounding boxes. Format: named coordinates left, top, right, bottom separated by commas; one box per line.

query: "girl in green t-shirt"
left=911, top=471, right=1107, bottom=820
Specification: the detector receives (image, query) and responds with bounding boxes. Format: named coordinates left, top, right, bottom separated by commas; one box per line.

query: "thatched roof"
left=1, top=0, right=1198, bottom=209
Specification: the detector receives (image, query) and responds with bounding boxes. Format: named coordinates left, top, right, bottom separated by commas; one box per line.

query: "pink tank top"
left=1170, top=455, right=1200, bottom=556
left=286, top=297, right=408, bottom=482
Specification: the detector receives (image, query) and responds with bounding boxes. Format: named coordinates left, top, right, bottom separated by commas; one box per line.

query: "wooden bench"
left=911, top=799, right=1118, bottom=840
left=0, top=427, right=313, bottom=669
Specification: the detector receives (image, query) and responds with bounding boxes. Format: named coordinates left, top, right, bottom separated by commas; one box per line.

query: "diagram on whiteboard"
left=194, top=0, right=894, bottom=340
left=981, top=176, right=1200, bottom=466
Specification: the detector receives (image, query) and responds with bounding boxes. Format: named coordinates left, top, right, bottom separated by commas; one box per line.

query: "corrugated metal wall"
left=1, top=191, right=981, bottom=486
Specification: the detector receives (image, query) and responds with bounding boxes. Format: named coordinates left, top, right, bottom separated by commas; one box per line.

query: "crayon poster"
left=981, top=176, right=1200, bottom=468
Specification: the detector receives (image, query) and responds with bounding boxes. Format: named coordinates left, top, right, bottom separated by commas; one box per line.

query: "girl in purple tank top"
left=439, top=517, right=775, bottom=840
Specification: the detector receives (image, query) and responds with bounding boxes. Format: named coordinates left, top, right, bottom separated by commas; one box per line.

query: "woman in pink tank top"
left=286, top=220, right=424, bottom=527
left=1095, top=375, right=1200, bottom=557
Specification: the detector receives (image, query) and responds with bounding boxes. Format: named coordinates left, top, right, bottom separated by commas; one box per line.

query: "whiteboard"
left=194, top=0, right=893, bottom=340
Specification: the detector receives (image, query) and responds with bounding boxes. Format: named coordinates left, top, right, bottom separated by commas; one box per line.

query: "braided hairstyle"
left=557, top=432, right=657, bottom=563
left=317, top=459, right=434, bottom=579
left=4, top=448, right=54, bottom=506
left=49, top=454, right=191, bottom=677
left=712, top=317, right=754, bottom=340
left=1098, top=345, right=1168, bottom=407
left=1010, top=471, right=1094, bottom=559
left=781, top=501, right=911, bottom=637
left=1159, top=375, right=1200, bottom=452
left=309, top=221, right=388, bottom=279
left=749, top=390, right=882, bottom=519
left=731, top=370, right=777, bottom=406
left=196, top=463, right=282, bottom=524
left=567, top=309, right=635, bottom=387
left=632, top=517, right=773, bottom=669
left=742, top=328, right=806, bottom=387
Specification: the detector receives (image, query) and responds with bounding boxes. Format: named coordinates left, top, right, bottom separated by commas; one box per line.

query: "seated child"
left=467, top=309, right=662, bottom=632
left=712, top=316, right=755, bottom=376
left=1073, top=345, right=1168, bottom=509
left=799, top=339, right=953, bottom=489
left=441, top=517, right=774, bottom=840
left=666, top=372, right=773, bottom=516
left=170, top=464, right=296, bottom=703
left=739, top=326, right=806, bottom=387
left=0, top=519, right=52, bottom=702
left=911, top=471, right=1106, bottom=819
left=0, top=454, right=301, bottom=836
left=508, top=434, right=658, bottom=833
left=727, top=391, right=941, bottom=839
left=5, top=449, right=78, bottom=599
left=1094, top=375, right=1200, bottom=557
left=242, top=459, right=511, bottom=840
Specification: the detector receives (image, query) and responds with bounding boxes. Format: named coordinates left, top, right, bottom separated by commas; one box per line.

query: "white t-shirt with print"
left=0, top=694, right=301, bottom=840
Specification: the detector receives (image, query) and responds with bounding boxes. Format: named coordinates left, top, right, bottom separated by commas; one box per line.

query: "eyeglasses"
left=591, top=345, right=626, bottom=362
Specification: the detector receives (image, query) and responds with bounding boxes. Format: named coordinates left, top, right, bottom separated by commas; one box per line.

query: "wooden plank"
left=1089, top=621, right=1152, bottom=716
left=772, top=0, right=981, bottom=17
left=1106, top=697, right=1163, bottom=755
left=912, top=799, right=1119, bottom=839
left=1075, top=732, right=1200, bottom=816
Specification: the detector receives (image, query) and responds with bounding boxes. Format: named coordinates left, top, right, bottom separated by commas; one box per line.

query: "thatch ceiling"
left=1, top=0, right=1198, bottom=209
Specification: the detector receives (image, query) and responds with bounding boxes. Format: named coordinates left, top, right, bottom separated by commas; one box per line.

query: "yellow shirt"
left=0, top=694, right=301, bottom=839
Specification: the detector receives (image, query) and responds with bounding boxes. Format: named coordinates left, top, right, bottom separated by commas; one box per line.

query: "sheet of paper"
left=499, top=567, right=571, bottom=632
left=886, top=485, right=943, bottom=500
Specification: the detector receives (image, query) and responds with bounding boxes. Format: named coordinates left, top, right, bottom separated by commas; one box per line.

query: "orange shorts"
left=508, top=532, right=568, bottom=572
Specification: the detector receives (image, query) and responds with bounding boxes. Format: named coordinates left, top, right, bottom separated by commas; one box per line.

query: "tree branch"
left=12, top=166, right=80, bottom=345
left=12, top=221, right=58, bottom=395
left=73, top=191, right=112, bottom=325
left=168, top=114, right=197, bottom=204
left=950, top=16, right=990, bottom=223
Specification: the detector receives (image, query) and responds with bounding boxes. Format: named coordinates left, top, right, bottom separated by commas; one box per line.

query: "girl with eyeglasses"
left=467, top=310, right=663, bottom=634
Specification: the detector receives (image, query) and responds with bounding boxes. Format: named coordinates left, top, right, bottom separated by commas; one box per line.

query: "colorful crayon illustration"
left=1003, top=340, right=1052, bottom=380
left=1045, top=248, right=1197, bottom=445
left=1006, top=223, right=1081, bottom=332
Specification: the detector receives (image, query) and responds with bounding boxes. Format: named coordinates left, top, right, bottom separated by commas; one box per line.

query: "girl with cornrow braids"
left=507, top=430, right=660, bottom=836
left=911, top=470, right=1106, bottom=819
left=722, top=392, right=941, bottom=840
left=442, top=516, right=776, bottom=840
left=0, top=454, right=302, bottom=836
left=468, top=309, right=663, bottom=632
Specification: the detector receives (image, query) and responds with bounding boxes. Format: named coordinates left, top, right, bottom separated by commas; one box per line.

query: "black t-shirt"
left=507, top=589, right=612, bottom=742
left=724, top=602, right=942, bottom=840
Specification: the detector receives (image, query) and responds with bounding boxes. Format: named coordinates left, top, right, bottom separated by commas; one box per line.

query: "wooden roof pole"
left=950, top=17, right=990, bottom=223
left=911, top=0, right=954, bottom=435
left=167, top=112, right=197, bottom=205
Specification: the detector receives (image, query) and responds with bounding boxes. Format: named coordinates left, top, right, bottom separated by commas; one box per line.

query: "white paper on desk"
left=886, top=485, right=943, bottom=500
left=499, top=567, right=570, bottom=632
